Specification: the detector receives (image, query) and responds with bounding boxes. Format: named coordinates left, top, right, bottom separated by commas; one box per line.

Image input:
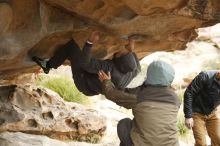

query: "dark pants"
left=47, top=39, right=97, bottom=96
left=48, top=39, right=81, bottom=68
left=117, top=118, right=133, bottom=146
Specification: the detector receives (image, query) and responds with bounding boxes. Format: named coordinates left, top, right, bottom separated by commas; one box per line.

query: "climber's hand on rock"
left=88, top=31, right=100, bottom=44
left=125, top=39, right=135, bottom=52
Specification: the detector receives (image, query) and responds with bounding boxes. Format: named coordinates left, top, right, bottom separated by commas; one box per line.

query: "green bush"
left=36, top=75, right=90, bottom=104
left=176, top=106, right=195, bottom=144
left=176, top=89, right=193, bottom=142
left=176, top=89, right=185, bottom=104
left=177, top=114, right=189, bottom=137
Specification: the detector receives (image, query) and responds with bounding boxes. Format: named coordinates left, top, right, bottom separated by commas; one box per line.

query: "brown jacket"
left=102, top=80, right=180, bottom=146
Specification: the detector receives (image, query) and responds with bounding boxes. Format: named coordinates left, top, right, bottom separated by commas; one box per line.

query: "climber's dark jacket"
left=48, top=39, right=140, bottom=96
left=79, top=42, right=140, bottom=95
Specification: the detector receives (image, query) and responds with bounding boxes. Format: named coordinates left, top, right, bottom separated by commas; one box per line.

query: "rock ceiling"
left=0, top=0, right=220, bottom=80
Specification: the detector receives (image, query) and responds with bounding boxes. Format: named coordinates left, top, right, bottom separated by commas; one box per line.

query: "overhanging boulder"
left=0, top=0, right=220, bottom=80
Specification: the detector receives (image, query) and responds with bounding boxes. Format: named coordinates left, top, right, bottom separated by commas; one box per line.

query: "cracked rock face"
left=0, top=84, right=107, bottom=142
left=0, top=0, right=220, bottom=80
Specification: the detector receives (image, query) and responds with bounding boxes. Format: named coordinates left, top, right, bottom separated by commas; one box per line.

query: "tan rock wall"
left=0, top=0, right=219, bottom=80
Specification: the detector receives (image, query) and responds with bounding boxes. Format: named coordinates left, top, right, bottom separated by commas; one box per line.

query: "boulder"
left=0, top=84, right=107, bottom=142
left=0, top=0, right=220, bottom=80
left=0, top=132, right=104, bottom=146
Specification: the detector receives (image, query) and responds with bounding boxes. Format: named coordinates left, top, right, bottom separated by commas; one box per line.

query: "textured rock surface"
left=0, top=132, right=105, bottom=146
left=0, top=0, right=220, bottom=80
left=0, top=131, right=199, bottom=146
left=0, top=84, right=106, bottom=141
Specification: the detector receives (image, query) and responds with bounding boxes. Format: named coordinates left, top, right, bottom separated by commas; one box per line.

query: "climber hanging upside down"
left=32, top=31, right=140, bottom=96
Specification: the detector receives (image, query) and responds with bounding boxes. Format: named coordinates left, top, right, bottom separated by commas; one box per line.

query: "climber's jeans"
left=192, top=107, right=220, bottom=146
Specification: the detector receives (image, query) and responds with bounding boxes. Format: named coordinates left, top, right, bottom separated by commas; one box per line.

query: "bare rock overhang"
left=0, top=0, right=219, bottom=80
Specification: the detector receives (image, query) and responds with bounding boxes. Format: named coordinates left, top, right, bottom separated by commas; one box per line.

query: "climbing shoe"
left=32, top=56, right=50, bottom=74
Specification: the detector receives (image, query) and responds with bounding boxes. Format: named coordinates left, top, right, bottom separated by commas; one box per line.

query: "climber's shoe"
left=32, top=56, right=50, bottom=74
